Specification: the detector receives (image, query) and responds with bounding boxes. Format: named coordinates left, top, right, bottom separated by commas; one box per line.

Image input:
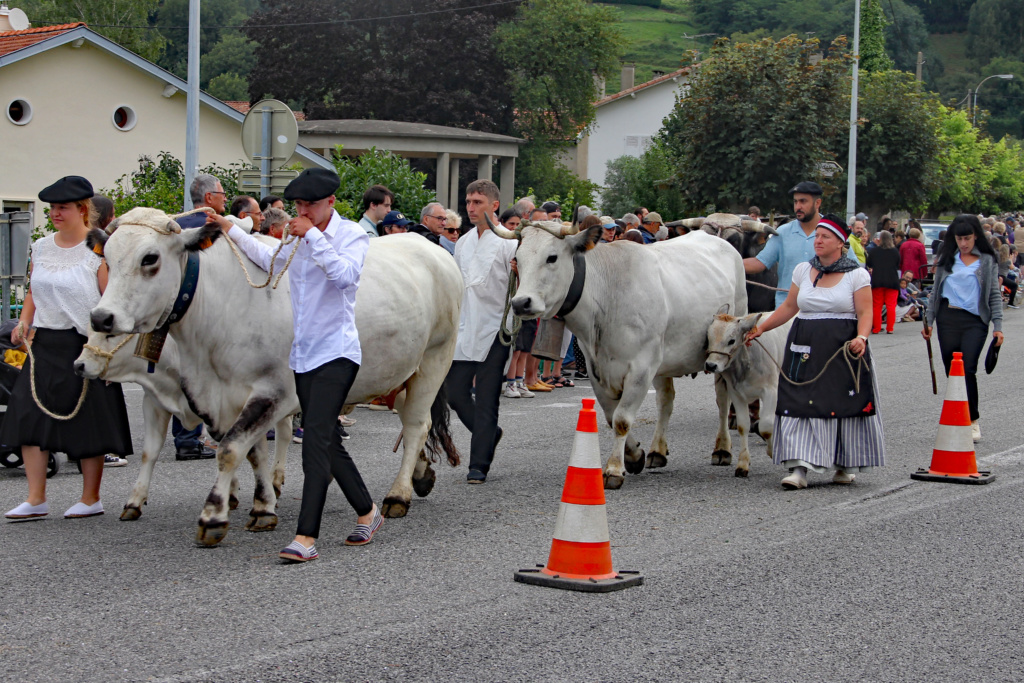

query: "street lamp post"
left=972, top=74, right=1013, bottom=126
left=846, top=0, right=861, bottom=224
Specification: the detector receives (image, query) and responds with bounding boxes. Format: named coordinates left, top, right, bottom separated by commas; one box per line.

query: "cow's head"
left=705, top=305, right=761, bottom=373
left=486, top=214, right=601, bottom=319
left=89, top=207, right=221, bottom=335
left=675, top=213, right=777, bottom=258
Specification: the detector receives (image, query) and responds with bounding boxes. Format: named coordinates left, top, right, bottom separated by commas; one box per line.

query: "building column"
left=436, top=152, right=451, bottom=206
left=448, top=158, right=461, bottom=209
left=499, top=156, right=515, bottom=210
left=477, top=154, right=493, bottom=181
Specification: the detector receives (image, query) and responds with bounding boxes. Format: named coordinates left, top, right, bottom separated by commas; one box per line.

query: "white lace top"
left=793, top=261, right=870, bottom=320
left=30, top=234, right=102, bottom=336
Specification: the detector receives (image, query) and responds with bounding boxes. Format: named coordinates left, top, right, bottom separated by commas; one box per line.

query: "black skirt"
left=0, top=328, right=133, bottom=460
left=776, top=317, right=876, bottom=420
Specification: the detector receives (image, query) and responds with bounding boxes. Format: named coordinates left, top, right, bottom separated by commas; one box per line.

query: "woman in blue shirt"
left=923, top=215, right=1004, bottom=442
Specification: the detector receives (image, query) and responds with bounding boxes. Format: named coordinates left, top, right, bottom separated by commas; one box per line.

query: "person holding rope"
left=744, top=214, right=884, bottom=490
left=4, top=176, right=133, bottom=521
left=922, top=214, right=1004, bottom=443
left=445, top=179, right=517, bottom=484
left=215, top=168, right=381, bottom=562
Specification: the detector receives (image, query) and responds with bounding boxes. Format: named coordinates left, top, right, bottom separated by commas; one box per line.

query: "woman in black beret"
left=3, top=176, right=132, bottom=521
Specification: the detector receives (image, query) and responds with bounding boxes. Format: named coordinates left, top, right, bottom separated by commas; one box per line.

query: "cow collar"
left=555, top=250, right=586, bottom=319
left=133, top=251, right=200, bottom=372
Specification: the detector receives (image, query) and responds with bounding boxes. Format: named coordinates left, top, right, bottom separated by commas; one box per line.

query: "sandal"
left=543, top=375, right=564, bottom=388
left=560, top=377, right=575, bottom=387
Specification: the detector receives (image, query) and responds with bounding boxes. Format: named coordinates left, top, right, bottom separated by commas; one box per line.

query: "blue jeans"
left=171, top=417, right=202, bottom=450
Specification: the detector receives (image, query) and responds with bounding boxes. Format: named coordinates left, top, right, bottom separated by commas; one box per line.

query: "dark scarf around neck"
left=809, top=253, right=861, bottom=287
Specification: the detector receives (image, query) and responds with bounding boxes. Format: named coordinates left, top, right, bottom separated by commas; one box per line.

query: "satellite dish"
left=8, top=8, right=29, bottom=31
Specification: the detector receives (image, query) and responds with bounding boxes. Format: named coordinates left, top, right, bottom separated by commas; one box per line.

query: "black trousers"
left=293, top=357, right=372, bottom=539
left=445, top=333, right=508, bottom=475
left=936, top=300, right=988, bottom=421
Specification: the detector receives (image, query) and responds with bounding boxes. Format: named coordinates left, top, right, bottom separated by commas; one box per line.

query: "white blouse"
left=793, top=261, right=870, bottom=320
left=30, top=234, right=102, bottom=336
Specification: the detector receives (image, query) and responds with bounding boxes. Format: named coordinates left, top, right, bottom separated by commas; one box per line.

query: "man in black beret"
left=742, top=180, right=824, bottom=308
left=215, top=165, right=381, bottom=562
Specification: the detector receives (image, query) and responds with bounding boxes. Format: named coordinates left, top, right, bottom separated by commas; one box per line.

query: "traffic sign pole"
left=260, top=104, right=272, bottom=199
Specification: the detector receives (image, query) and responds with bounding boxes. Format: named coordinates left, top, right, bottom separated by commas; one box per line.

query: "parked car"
left=918, top=222, right=947, bottom=257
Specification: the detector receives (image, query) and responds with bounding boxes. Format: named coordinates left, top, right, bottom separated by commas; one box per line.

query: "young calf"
left=705, top=308, right=791, bottom=477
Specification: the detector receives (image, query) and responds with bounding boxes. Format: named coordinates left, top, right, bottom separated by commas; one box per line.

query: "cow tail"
left=425, top=384, right=460, bottom=467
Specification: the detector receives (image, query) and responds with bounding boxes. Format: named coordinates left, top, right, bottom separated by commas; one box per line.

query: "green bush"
left=331, top=145, right=436, bottom=221
left=103, top=152, right=242, bottom=217
left=514, top=140, right=599, bottom=210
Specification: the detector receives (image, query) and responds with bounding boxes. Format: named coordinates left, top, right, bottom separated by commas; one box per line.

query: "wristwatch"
left=856, top=334, right=868, bottom=342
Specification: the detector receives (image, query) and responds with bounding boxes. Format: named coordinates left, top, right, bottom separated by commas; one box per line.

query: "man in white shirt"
left=358, top=184, right=393, bottom=238
left=215, top=168, right=381, bottom=562
left=446, top=179, right=518, bottom=484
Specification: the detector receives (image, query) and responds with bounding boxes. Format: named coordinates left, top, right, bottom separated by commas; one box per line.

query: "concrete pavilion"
left=298, top=119, right=524, bottom=209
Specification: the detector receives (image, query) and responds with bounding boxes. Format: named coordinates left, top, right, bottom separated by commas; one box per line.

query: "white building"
left=571, top=65, right=692, bottom=202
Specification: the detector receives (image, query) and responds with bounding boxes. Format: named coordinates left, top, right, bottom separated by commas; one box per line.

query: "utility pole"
left=184, top=0, right=200, bottom=211
left=845, top=0, right=861, bottom=225
left=916, top=51, right=923, bottom=82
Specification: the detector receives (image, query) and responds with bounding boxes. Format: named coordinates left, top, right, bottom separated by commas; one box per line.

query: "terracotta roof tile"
left=596, top=66, right=692, bottom=107
left=225, top=101, right=306, bottom=121
left=0, top=23, right=85, bottom=57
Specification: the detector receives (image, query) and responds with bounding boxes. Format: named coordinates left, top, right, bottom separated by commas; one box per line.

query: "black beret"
left=540, top=201, right=560, bottom=213
left=283, top=168, right=340, bottom=201
left=39, top=176, right=93, bottom=203
left=788, top=181, right=823, bottom=196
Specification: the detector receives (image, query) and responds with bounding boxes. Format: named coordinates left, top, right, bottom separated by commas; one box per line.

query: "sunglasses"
left=444, top=227, right=458, bottom=234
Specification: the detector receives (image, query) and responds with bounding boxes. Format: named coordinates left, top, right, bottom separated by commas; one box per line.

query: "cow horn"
left=166, top=219, right=182, bottom=234
left=482, top=210, right=517, bottom=239
left=681, top=217, right=706, bottom=228
left=740, top=219, right=766, bottom=233
left=105, top=217, right=121, bottom=235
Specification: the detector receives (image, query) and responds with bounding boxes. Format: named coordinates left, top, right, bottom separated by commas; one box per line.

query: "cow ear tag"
left=92, top=243, right=104, bottom=256
left=198, top=236, right=214, bottom=250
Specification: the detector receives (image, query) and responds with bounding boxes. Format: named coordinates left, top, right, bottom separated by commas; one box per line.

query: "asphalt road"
left=2, top=311, right=1024, bottom=683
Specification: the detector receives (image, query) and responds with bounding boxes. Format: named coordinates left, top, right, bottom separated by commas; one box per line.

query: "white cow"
left=704, top=309, right=791, bottom=477
left=87, top=209, right=462, bottom=545
left=74, top=333, right=292, bottom=520
left=489, top=217, right=747, bottom=489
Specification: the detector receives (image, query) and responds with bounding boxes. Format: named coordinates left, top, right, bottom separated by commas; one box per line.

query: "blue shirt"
left=942, top=252, right=981, bottom=316
left=756, top=219, right=817, bottom=307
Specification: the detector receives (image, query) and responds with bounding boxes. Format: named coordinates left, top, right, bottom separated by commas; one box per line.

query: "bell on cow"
left=532, top=318, right=566, bottom=361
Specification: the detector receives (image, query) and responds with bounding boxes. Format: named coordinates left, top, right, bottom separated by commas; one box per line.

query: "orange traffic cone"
left=514, top=398, right=643, bottom=592
left=911, top=352, right=995, bottom=485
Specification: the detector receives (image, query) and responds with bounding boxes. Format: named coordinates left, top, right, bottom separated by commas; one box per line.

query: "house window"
left=6, top=99, right=32, bottom=125
left=112, top=105, right=137, bottom=131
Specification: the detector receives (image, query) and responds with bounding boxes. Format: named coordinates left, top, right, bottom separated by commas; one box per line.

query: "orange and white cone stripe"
left=542, top=398, right=616, bottom=581
left=927, top=352, right=979, bottom=477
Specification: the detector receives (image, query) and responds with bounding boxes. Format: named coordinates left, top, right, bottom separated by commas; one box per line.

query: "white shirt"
left=453, top=226, right=518, bottom=362
left=30, top=234, right=101, bottom=336
left=793, top=261, right=870, bottom=320
left=228, top=210, right=368, bottom=373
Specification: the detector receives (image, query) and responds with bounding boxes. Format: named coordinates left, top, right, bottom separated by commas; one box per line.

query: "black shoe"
left=339, top=425, right=351, bottom=440
left=467, top=469, right=487, bottom=484
left=574, top=370, right=589, bottom=379
left=176, top=444, right=216, bottom=461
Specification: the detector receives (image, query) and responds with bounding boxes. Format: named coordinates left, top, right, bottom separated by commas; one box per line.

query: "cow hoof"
left=735, top=468, right=749, bottom=478
left=195, top=521, right=229, bottom=546
left=624, top=450, right=646, bottom=475
left=245, top=511, right=278, bottom=532
left=412, top=466, right=436, bottom=498
left=646, top=452, right=668, bottom=469
left=120, top=505, right=142, bottom=521
left=711, top=449, right=732, bottom=466
left=228, top=494, right=239, bottom=511
left=381, top=498, right=409, bottom=518
left=603, top=472, right=624, bottom=490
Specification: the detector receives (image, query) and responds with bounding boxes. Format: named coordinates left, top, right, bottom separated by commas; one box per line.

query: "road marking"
left=978, top=443, right=1024, bottom=467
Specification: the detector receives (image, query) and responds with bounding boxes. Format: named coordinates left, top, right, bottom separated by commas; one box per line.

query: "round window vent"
left=112, top=105, right=137, bottom=131
left=6, top=99, right=32, bottom=125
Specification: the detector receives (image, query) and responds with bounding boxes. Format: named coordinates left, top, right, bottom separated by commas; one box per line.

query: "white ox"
left=704, top=310, right=791, bottom=477
left=87, top=209, right=463, bottom=546
left=73, top=333, right=291, bottom=521
left=489, top=217, right=747, bottom=488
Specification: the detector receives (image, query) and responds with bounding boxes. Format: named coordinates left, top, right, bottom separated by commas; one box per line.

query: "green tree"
left=660, top=36, right=852, bottom=213
left=207, top=72, right=250, bottom=101
left=155, top=0, right=257, bottom=78
left=966, top=0, right=1024, bottom=64
left=601, top=141, right=686, bottom=218
left=19, top=0, right=166, bottom=61
left=859, top=0, right=894, bottom=72
left=514, top=141, right=599, bottom=209
left=842, top=70, right=942, bottom=217
left=330, top=147, right=436, bottom=221
left=495, top=0, right=623, bottom=142
left=201, top=32, right=257, bottom=90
